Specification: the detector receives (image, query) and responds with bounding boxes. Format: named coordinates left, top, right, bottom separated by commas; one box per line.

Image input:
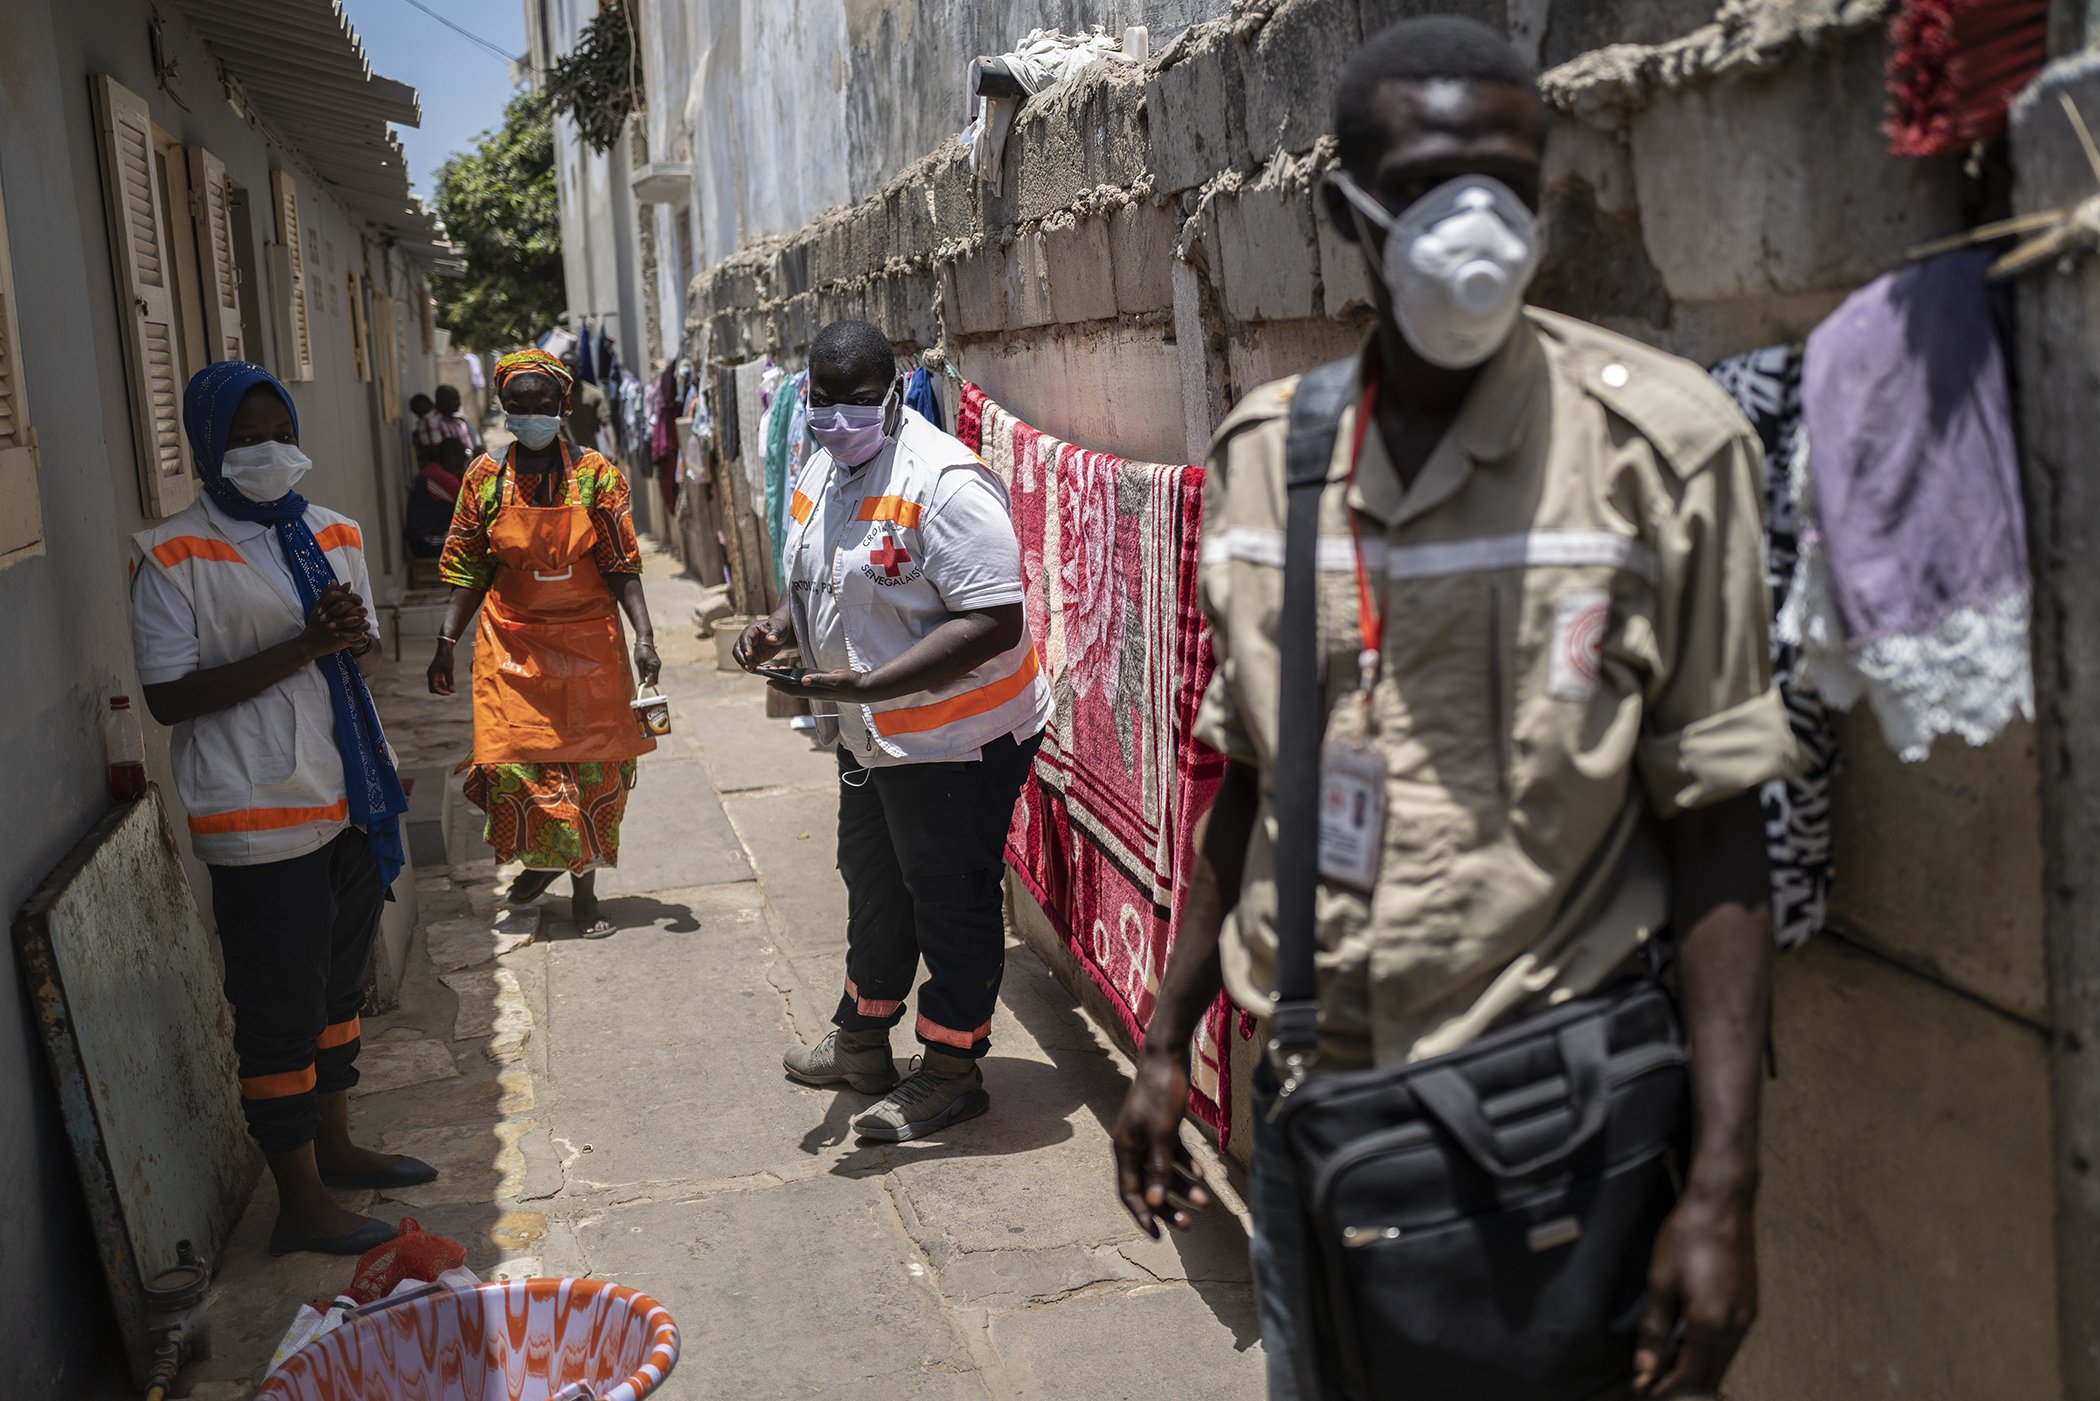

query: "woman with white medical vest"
left=130, top=361, right=429, bottom=1258
left=736, top=319, right=1051, bottom=1144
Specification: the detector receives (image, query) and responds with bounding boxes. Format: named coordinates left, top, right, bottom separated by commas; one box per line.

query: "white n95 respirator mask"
left=1332, top=172, right=1541, bottom=370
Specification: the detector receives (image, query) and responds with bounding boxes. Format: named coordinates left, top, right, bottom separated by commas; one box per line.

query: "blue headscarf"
left=183, top=361, right=408, bottom=895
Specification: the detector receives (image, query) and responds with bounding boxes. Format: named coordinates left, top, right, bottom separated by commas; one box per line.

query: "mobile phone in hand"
left=753, top=665, right=810, bottom=684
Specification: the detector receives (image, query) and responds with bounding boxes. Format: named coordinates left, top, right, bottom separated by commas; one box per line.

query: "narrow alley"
left=8, top=1, right=2098, bottom=1397
left=181, top=554, right=1265, bottom=1399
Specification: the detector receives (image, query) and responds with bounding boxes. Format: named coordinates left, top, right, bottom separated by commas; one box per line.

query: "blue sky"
left=341, top=0, right=529, bottom=200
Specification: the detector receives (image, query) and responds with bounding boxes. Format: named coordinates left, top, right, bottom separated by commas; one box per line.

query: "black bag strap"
left=1270, top=359, right=1358, bottom=1068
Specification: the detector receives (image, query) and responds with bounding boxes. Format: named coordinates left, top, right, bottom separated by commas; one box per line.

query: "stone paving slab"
left=346, top=1037, right=458, bottom=1098
left=982, top=1282, right=1266, bottom=1400
left=539, top=920, right=832, bottom=1192
left=594, top=755, right=752, bottom=898
left=572, top=1183, right=984, bottom=1400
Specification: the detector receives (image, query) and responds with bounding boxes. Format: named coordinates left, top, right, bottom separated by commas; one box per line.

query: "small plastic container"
left=104, top=696, right=147, bottom=801
left=630, top=686, right=672, bottom=739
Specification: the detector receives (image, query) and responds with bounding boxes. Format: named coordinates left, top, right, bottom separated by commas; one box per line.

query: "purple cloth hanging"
left=1800, top=248, right=2025, bottom=645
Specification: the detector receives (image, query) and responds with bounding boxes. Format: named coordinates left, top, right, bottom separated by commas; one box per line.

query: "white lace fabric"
left=1776, top=429, right=2034, bottom=762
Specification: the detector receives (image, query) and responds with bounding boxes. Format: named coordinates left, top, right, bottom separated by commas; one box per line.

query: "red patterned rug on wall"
left=959, top=383, right=1236, bottom=1144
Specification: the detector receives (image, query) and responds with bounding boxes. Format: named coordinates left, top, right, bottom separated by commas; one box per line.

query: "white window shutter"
left=0, top=162, right=46, bottom=569
left=268, top=169, right=313, bottom=382
left=187, top=146, right=243, bottom=363
left=90, top=74, right=193, bottom=518
left=347, top=271, right=371, bottom=382
left=376, top=296, right=400, bottom=422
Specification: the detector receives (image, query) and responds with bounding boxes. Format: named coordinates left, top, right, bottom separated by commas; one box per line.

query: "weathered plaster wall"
left=638, top=0, right=1226, bottom=279
left=0, top=0, right=438, bottom=1384
left=680, top=0, right=1967, bottom=456
left=670, top=0, right=2060, bottom=1393
left=537, top=0, right=652, bottom=373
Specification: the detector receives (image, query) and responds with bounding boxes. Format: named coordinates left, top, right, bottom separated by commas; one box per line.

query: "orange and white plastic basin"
left=255, top=1277, right=680, bottom=1401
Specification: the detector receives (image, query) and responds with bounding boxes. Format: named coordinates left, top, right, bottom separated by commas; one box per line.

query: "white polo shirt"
left=132, top=493, right=379, bottom=684
left=789, top=409, right=1049, bottom=766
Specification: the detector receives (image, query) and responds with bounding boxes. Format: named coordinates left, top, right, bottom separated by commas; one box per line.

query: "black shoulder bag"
left=1268, top=360, right=1691, bottom=1401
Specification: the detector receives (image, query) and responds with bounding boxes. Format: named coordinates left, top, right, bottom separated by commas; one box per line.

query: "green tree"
left=431, top=90, right=563, bottom=352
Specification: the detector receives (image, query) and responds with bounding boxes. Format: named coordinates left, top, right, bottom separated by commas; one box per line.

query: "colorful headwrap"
left=493, top=347, right=574, bottom=395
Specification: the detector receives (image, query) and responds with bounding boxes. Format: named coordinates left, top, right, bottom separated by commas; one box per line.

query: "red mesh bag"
left=343, top=1217, right=468, bottom=1304
left=1886, top=0, right=2048, bottom=157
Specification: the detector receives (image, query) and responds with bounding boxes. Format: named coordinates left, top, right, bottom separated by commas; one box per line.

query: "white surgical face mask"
left=507, top=413, right=563, bottom=451
left=1333, top=172, right=1540, bottom=370
left=807, top=378, right=901, bottom=467
left=220, top=440, right=313, bottom=503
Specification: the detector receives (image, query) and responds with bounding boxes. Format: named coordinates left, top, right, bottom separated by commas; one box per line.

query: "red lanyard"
left=1344, top=382, right=1382, bottom=696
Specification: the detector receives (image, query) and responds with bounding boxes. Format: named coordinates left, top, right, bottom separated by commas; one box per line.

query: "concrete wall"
left=635, top=0, right=1226, bottom=274
left=2012, top=54, right=2100, bottom=1401
left=0, top=0, right=439, bottom=1384
left=655, top=0, right=2062, bottom=1395
left=532, top=0, right=652, bottom=376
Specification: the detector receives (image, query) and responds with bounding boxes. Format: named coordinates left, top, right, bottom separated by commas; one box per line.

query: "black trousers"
left=832, top=730, right=1041, bottom=1059
left=208, top=827, right=383, bottom=1153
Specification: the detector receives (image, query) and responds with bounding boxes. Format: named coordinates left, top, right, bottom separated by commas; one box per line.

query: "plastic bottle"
left=104, top=695, right=148, bottom=800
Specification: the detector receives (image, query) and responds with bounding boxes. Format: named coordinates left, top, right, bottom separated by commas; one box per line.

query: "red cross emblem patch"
left=869, top=535, right=912, bottom=578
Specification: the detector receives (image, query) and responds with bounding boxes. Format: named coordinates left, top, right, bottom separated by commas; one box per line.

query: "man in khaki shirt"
left=1112, top=17, right=1794, bottom=1401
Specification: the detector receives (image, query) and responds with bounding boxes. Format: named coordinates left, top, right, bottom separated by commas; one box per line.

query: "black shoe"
left=319, top=1155, right=439, bottom=1190
left=851, top=1056, right=988, bottom=1142
left=269, top=1214, right=398, bottom=1258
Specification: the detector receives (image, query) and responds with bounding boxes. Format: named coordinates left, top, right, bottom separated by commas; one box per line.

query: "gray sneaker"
left=783, top=1030, right=899, bottom=1094
left=851, top=1053, right=989, bottom=1142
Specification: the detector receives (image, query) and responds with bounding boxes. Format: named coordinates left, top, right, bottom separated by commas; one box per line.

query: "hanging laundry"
left=617, top=366, right=649, bottom=466
left=1710, top=344, right=1839, bottom=950
left=681, top=384, right=711, bottom=488
left=650, top=364, right=680, bottom=475
left=575, top=319, right=599, bottom=384
left=713, top=363, right=741, bottom=460
left=1783, top=247, right=2033, bottom=762
left=763, top=369, right=802, bottom=591
left=733, top=360, right=771, bottom=515
left=904, top=366, right=945, bottom=432
left=958, top=380, right=1232, bottom=1143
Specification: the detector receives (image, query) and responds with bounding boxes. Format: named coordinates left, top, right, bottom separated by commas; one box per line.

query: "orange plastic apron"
left=469, top=448, right=654, bottom=765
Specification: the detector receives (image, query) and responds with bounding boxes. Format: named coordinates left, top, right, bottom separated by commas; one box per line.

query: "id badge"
left=1318, top=740, right=1388, bottom=893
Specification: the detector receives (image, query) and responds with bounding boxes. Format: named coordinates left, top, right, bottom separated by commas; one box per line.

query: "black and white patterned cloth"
left=1709, top=345, right=1838, bottom=949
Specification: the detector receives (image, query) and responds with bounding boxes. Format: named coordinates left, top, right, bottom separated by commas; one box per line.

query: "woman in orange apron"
left=427, top=348, right=658, bottom=936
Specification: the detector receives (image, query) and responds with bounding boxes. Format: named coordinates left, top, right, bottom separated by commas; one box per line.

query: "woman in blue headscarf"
left=130, top=361, right=428, bottom=1257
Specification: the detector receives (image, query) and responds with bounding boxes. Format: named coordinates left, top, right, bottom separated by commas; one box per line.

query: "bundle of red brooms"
left=1886, top=0, right=2049, bottom=156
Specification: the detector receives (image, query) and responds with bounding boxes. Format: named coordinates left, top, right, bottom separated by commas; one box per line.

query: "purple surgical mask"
left=807, top=380, right=900, bottom=466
